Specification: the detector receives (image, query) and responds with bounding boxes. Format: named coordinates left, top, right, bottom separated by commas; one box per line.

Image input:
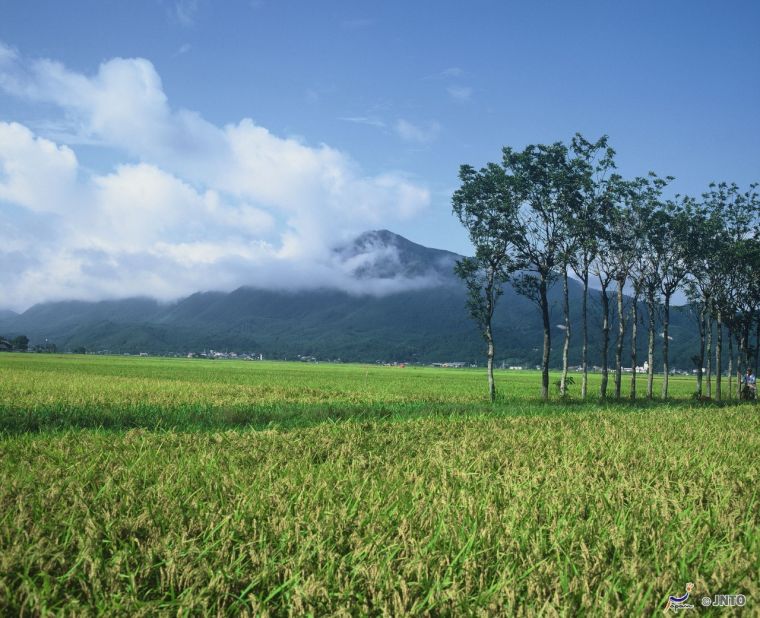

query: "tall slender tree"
left=706, top=182, right=743, bottom=400
left=625, top=176, right=659, bottom=399
left=569, top=134, right=616, bottom=399
left=713, top=182, right=760, bottom=397
left=608, top=191, right=638, bottom=399
left=732, top=237, right=760, bottom=382
left=590, top=197, right=620, bottom=399
left=452, top=163, right=522, bottom=402
left=649, top=196, right=695, bottom=398
left=505, top=142, right=584, bottom=400
left=683, top=199, right=724, bottom=397
left=632, top=174, right=672, bottom=398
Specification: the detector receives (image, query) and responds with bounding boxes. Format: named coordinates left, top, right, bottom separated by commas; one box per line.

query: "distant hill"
left=0, top=230, right=702, bottom=369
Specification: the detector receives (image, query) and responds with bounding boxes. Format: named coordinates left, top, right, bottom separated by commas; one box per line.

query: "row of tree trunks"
left=541, top=277, right=749, bottom=403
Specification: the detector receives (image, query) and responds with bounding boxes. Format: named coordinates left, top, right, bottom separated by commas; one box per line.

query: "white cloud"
left=342, top=116, right=442, bottom=145
left=440, top=67, right=463, bottom=78
left=0, top=46, right=432, bottom=310
left=0, top=122, right=78, bottom=213
left=447, top=85, right=472, bottom=101
left=0, top=41, right=17, bottom=64
left=394, top=119, right=441, bottom=144
left=340, top=116, right=386, bottom=128
left=170, top=0, right=199, bottom=27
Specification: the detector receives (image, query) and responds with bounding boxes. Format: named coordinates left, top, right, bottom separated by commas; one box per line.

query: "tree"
left=632, top=174, right=672, bottom=399
left=732, top=237, right=760, bottom=380
left=710, top=182, right=759, bottom=397
left=504, top=142, right=584, bottom=400
left=589, top=198, right=618, bottom=399
left=711, top=255, right=733, bottom=401
left=737, top=185, right=760, bottom=378
left=569, top=134, right=616, bottom=398
left=607, top=187, right=638, bottom=399
left=683, top=197, right=724, bottom=397
left=11, top=335, right=29, bottom=351
left=624, top=176, right=659, bottom=400
left=452, top=163, right=521, bottom=402
left=650, top=196, right=695, bottom=398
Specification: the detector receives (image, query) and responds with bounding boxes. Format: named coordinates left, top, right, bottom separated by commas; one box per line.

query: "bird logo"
left=665, top=582, right=695, bottom=612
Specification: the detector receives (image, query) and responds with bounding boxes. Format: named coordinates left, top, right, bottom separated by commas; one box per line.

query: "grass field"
left=0, top=354, right=758, bottom=615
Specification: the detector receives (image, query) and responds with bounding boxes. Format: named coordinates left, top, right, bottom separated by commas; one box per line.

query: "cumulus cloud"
left=0, top=122, right=78, bottom=213
left=0, top=45, right=432, bottom=310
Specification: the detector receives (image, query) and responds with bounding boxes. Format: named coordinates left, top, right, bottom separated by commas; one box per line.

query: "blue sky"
left=0, top=1, right=758, bottom=309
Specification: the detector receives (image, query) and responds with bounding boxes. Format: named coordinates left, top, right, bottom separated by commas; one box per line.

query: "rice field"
left=0, top=353, right=758, bottom=615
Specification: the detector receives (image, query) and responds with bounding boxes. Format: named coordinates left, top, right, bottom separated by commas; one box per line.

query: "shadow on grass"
left=0, top=395, right=755, bottom=436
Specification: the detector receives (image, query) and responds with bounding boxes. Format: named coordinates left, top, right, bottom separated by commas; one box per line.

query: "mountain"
left=0, top=230, right=701, bottom=368
left=336, top=229, right=460, bottom=280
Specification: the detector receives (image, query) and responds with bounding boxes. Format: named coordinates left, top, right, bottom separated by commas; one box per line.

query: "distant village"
left=0, top=334, right=701, bottom=376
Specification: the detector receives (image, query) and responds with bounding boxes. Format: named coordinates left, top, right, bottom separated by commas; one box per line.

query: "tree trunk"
left=581, top=270, right=589, bottom=399
left=661, top=292, right=671, bottom=399
left=741, top=326, right=750, bottom=382
left=715, top=311, right=722, bottom=401
left=738, top=331, right=746, bottom=398
left=728, top=331, right=734, bottom=400
left=755, top=320, right=759, bottom=378
left=486, top=324, right=495, bottom=403
left=483, top=270, right=496, bottom=403
left=705, top=310, right=712, bottom=399
left=539, top=275, right=551, bottom=401
left=599, top=281, right=610, bottom=399
left=614, top=278, right=625, bottom=399
left=646, top=291, right=656, bottom=399
left=630, top=293, right=639, bottom=400
left=695, top=303, right=706, bottom=398
left=560, top=267, right=571, bottom=397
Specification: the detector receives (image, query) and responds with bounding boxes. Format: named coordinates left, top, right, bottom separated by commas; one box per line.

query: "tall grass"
left=0, top=353, right=727, bottom=434
left=0, top=354, right=757, bottom=615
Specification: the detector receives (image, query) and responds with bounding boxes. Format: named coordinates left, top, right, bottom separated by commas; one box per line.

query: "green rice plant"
left=0, top=354, right=728, bottom=434
left=0, top=354, right=757, bottom=615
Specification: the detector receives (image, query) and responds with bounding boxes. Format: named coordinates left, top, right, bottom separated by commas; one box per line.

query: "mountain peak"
left=336, top=230, right=461, bottom=281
